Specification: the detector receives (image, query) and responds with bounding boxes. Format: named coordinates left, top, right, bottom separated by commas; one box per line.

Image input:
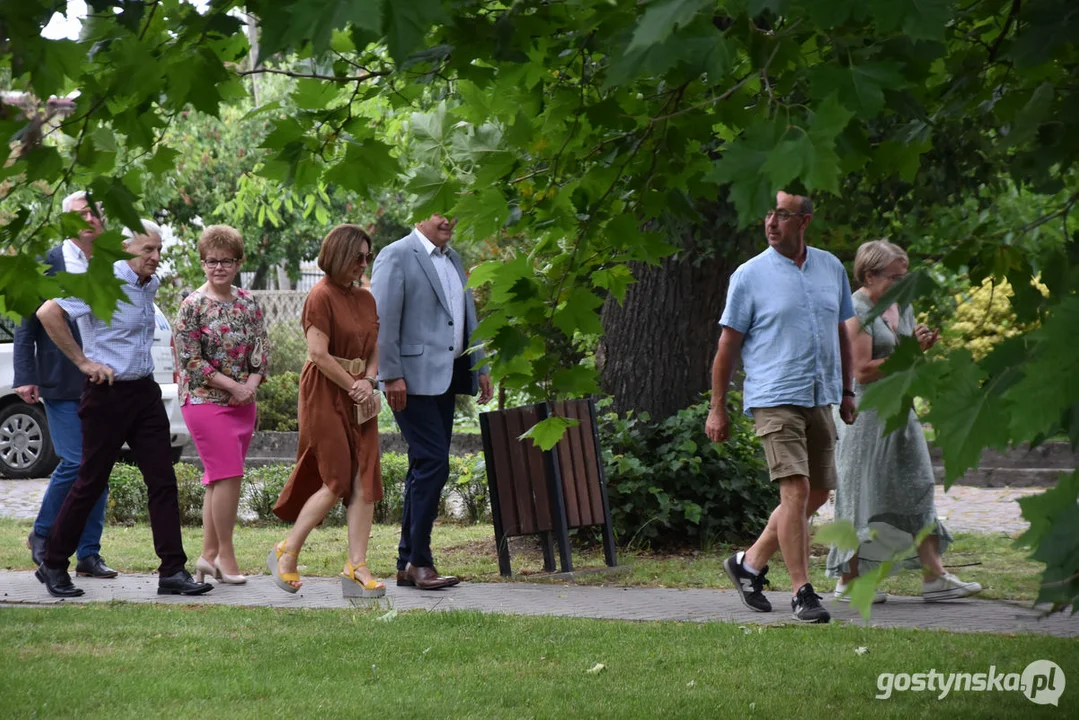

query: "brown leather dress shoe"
left=404, top=563, right=460, bottom=590
left=396, top=569, right=413, bottom=587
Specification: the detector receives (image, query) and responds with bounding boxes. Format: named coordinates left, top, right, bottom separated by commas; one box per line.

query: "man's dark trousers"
left=43, top=377, right=187, bottom=574
left=393, top=357, right=471, bottom=571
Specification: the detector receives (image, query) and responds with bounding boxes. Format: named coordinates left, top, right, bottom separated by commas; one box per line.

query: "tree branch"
left=237, top=67, right=392, bottom=83
left=987, top=0, right=1022, bottom=63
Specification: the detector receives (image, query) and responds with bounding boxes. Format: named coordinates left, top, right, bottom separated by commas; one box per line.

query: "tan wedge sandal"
left=267, top=540, right=302, bottom=594
left=341, top=560, right=386, bottom=599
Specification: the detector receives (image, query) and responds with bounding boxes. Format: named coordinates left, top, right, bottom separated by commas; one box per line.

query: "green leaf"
left=705, top=121, right=782, bottom=226
left=324, top=139, right=400, bottom=196
left=924, top=351, right=1012, bottom=486
left=867, top=0, right=953, bottom=42
left=384, top=0, right=449, bottom=64
left=810, top=62, right=906, bottom=118
left=1015, top=470, right=1079, bottom=550
left=145, top=147, right=180, bottom=177
left=802, top=0, right=859, bottom=28
left=292, top=78, right=340, bottom=110
left=88, top=177, right=144, bottom=233
left=627, top=0, right=713, bottom=52
left=1007, top=83, right=1055, bottom=149
left=862, top=270, right=938, bottom=324
left=812, top=520, right=861, bottom=551
left=520, top=416, right=580, bottom=451
left=406, top=166, right=460, bottom=218
left=553, top=287, right=605, bottom=337
left=1004, top=296, right=1079, bottom=441
left=859, top=337, right=943, bottom=433
left=591, top=265, right=636, bottom=303
left=552, top=365, right=602, bottom=396
left=24, top=146, right=64, bottom=183
left=0, top=254, right=60, bottom=318
left=27, top=39, right=85, bottom=100
left=451, top=188, right=509, bottom=243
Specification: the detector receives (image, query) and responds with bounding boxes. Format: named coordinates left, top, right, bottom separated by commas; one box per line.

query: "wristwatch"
left=843, top=389, right=856, bottom=398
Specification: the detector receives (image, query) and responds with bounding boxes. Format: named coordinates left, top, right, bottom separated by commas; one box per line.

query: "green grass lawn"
left=0, top=603, right=1074, bottom=719
left=0, top=518, right=1044, bottom=602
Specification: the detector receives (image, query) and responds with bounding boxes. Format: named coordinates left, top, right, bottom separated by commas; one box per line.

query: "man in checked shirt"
left=34, top=219, right=212, bottom=598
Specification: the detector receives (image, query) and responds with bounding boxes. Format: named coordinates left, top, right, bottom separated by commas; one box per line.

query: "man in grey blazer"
left=371, top=213, right=493, bottom=590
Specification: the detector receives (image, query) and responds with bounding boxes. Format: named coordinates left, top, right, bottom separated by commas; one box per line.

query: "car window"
left=0, top=316, right=15, bottom=343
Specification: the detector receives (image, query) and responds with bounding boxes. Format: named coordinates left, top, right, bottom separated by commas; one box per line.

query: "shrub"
left=174, top=463, right=206, bottom=526
left=937, top=277, right=1047, bottom=361
left=257, top=371, right=299, bottom=431
left=377, top=452, right=409, bottom=525
left=447, top=453, right=489, bottom=525
left=598, top=394, right=776, bottom=549
left=243, top=463, right=293, bottom=524
left=106, top=462, right=204, bottom=526
left=106, top=463, right=147, bottom=525
left=267, top=320, right=307, bottom=376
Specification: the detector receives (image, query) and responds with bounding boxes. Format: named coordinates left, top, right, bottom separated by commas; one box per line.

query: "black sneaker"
left=723, top=554, right=772, bottom=612
left=792, top=583, right=831, bottom=624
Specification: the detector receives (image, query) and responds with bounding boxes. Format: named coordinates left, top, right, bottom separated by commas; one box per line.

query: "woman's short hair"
left=198, top=225, right=245, bottom=260
left=854, top=239, right=909, bottom=285
left=318, top=224, right=372, bottom=281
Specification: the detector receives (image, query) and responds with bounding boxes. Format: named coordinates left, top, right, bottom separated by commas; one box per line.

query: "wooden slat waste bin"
left=479, top=398, right=618, bottom=576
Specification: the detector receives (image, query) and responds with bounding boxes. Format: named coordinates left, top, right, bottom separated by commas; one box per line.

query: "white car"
left=0, top=305, right=190, bottom=479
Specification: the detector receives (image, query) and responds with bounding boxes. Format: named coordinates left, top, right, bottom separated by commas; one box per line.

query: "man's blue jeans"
left=33, top=399, right=108, bottom=561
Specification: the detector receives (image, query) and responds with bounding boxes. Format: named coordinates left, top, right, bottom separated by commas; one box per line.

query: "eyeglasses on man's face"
left=765, top=209, right=809, bottom=222
left=202, top=258, right=239, bottom=269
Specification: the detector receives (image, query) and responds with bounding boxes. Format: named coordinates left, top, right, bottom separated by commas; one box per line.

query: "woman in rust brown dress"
left=268, top=224, right=385, bottom=598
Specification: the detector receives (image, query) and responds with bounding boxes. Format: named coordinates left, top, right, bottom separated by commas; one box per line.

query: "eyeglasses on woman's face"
left=356, top=251, right=374, bottom=264
left=202, top=258, right=239, bottom=269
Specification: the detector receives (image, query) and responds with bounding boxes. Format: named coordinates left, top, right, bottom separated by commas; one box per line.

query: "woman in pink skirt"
left=174, top=225, right=270, bottom=584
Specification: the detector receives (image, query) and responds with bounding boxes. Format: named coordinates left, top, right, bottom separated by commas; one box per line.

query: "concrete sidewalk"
left=2, top=570, right=1075, bottom=638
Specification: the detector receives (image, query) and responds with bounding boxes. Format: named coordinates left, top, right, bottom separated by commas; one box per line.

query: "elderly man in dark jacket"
left=13, top=191, right=116, bottom=579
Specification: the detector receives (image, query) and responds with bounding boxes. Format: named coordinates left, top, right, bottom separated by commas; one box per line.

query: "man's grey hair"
left=121, top=219, right=163, bottom=246
left=61, top=190, right=88, bottom=213
left=799, top=196, right=813, bottom=215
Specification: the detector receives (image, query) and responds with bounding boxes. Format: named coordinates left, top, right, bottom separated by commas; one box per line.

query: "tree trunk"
left=598, top=217, right=758, bottom=417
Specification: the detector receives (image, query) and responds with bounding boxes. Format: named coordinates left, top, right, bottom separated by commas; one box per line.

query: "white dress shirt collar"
left=415, top=227, right=449, bottom=256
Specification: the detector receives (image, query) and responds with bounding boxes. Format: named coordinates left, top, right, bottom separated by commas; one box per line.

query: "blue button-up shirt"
left=719, top=246, right=854, bottom=415
left=56, top=261, right=159, bottom=381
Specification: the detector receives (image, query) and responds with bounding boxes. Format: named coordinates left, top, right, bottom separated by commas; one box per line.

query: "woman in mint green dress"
left=827, top=240, right=982, bottom=603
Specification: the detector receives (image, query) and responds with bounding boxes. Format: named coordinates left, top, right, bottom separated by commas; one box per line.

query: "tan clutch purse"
left=354, top=391, right=381, bottom=425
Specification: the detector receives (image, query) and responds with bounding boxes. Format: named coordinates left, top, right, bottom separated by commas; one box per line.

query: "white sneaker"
left=922, top=573, right=983, bottom=602
left=833, top=580, right=887, bottom=604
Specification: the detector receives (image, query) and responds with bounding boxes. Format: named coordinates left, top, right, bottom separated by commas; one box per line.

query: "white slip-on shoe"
left=922, top=572, right=983, bottom=602
left=833, top=580, right=887, bottom=604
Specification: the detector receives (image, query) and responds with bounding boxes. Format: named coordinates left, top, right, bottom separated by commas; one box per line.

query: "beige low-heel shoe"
left=214, top=561, right=248, bottom=585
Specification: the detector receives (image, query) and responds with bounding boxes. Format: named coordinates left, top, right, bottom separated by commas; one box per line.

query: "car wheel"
left=0, top=402, right=60, bottom=479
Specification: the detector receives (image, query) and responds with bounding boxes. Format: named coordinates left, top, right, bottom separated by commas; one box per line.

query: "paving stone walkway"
left=4, top=479, right=1071, bottom=637
left=1, top=570, right=1076, bottom=637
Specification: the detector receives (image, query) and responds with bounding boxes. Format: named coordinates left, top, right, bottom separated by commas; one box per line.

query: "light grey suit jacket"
left=370, top=230, right=486, bottom=396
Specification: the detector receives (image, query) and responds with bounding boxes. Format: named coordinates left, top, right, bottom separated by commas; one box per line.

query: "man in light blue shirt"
left=33, top=220, right=211, bottom=599
left=706, top=191, right=856, bottom=624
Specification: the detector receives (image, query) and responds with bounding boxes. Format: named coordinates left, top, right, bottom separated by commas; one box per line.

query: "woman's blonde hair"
left=198, top=225, right=245, bottom=261
left=854, top=239, right=909, bottom=285
left=318, top=224, right=372, bottom=282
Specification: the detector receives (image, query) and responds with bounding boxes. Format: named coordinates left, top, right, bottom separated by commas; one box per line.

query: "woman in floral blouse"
left=174, top=225, right=270, bottom=585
